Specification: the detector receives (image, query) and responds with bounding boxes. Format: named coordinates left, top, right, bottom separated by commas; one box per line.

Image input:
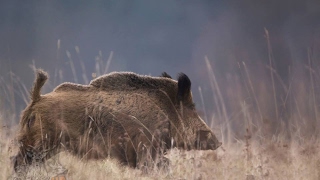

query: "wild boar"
left=13, top=69, right=221, bottom=172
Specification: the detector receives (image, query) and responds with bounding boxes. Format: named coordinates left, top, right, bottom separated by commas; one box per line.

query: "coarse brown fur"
left=13, top=69, right=221, bottom=172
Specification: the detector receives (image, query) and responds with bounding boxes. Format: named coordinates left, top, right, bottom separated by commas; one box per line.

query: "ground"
left=1, top=125, right=319, bottom=180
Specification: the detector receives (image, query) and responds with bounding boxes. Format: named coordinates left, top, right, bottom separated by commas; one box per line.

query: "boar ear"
left=31, top=69, right=48, bottom=102
left=161, top=72, right=172, bottom=79
left=177, top=73, right=191, bottom=101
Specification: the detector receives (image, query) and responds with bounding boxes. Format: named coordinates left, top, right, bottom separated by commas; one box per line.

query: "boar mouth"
left=12, top=153, right=29, bottom=173
left=196, top=141, right=221, bottom=150
left=209, top=141, right=222, bottom=150
left=195, top=130, right=222, bottom=150
left=12, top=147, right=52, bottom=172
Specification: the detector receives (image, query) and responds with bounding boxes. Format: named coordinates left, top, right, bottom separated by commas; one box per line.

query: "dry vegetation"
left=2, top=125, right=320, bottom=179
left=1, top=36, right=320, bottom=179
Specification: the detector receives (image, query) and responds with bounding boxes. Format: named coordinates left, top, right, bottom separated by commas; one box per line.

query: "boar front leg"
left=132, top=121, right=171, bottom=171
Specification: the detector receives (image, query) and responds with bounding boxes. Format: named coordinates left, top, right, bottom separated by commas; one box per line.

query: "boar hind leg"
left=112, top=132, right=138, bottom=168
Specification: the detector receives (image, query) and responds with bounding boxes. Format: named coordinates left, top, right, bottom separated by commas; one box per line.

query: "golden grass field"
left=1, top=124, right=320, bottom=180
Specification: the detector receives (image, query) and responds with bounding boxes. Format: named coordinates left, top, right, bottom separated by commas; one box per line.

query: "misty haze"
left=1, top=1, right=320, bottom=179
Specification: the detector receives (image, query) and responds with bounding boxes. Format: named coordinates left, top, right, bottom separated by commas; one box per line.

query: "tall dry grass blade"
left=54, top=39, right=61, bottom=86
left=29, top=60, right=37, bottom=74
left=66, top=50, right=78, bottom=83
left=308, top=48, right=318, bottom=125
left=266, top=65, right=288, bottom=93
left=59, top=70, right=63, bottom=85
left=242, top=101, right=254, bottom=136
left=88, top=115, right=108, bottom=149
left=281, top=77, right=292, bottom=118
left=8, top=71, right=16, bottom=119
left=104, top=51, right=113, bottom=74
left=0, top=78, right=13, bottom=106
left=203, top=59, right=222, bottom=123
left=264, top=28, right=278, bottom=120
left=205, top=56, right=230, bottom=145
left=95, top=56, right=101, bottom=77
left=1, top=78, right=19, bottom=107
left=242, top=62, right=263, bottom=124
left=75, top=46, right=89, bottom=84
left=266, top=65, right=290, bottom=118
left=9, top=73, right=29, bottom=105
left=57, top=39, right=61, bottom=51
left=96, top=50, right=105, bottom=75
left=198, top=86, right=208, bottom=124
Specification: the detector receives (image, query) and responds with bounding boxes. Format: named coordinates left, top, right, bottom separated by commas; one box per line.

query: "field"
left=2, top=117, right=320, bottom=179
left=1, top=46, right=320, bottom=179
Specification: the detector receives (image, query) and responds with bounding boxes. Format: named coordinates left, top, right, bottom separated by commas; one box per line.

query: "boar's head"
left=172, top=73, right=221, bottom=151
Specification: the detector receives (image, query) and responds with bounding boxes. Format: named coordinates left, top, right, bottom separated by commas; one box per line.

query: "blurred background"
left=1, top=0, right=320, bottom=140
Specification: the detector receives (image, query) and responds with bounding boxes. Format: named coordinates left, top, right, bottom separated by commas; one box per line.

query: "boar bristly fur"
left=13, top=70, right=221, bottom=172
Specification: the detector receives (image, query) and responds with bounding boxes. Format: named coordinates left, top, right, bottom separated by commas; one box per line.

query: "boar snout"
left=195, top=130, right=222, bottom=150
left=12, top=148, right=46, bottom=172
left=12, top=152, right=29, bottom=172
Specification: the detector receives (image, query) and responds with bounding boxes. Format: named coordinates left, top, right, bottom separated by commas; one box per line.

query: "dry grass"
left=2, top=129, right=320, bottom=179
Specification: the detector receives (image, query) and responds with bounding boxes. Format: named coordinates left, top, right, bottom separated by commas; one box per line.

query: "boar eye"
left=26, top=151, right=33, bottom=158
left=198, top=130, right=210, bottom=139
left=27, top=115, right=36, bottom=129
